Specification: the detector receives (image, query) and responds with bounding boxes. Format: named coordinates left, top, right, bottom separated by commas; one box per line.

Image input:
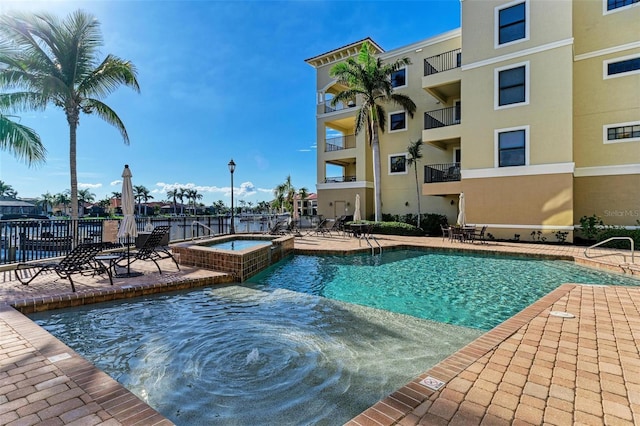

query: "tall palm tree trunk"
left=414, top=166, right=421, bottom=229
left=371, top=122, right=382, bottom=222
left=68, top=111, right=79, bottom=244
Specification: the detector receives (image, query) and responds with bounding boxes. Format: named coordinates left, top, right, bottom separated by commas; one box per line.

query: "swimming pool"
left=247, top=249, right=640, bottom=330
left=206, top=239, right=270, bottom=250
left=30, top=285, right=482, bottom=425
left=29, top=249, right=640, bottom=424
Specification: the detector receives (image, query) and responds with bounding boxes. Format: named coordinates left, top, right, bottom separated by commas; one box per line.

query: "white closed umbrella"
left=353, top=194, right=361, bottom=222
left=456, top=192, right=466, bottom=226
left=117, top=164, right=140, bottom=277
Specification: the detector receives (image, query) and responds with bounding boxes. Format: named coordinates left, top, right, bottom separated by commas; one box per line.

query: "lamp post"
left=228, top=159, right=236, bottom=234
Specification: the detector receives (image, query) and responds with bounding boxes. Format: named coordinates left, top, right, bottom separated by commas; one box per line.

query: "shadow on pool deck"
left=0, top=235, right=639, bottom=425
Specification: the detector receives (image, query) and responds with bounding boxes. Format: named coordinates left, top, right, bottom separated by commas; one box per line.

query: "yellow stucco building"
left=306, top=0, right=639, bottom=242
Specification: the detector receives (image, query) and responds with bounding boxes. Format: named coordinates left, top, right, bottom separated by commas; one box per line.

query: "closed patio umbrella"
left=353, top=194, right=361, bottom=222
left=456, top=192, right=466, bottom=226
left=117, top=164, right=141, bottom=277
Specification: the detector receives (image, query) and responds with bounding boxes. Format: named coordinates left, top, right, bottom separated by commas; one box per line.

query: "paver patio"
left=0, top=234, right=638, bottom=425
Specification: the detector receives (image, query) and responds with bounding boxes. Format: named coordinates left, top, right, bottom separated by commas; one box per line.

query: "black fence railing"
left=324, top=99, right=356, bottom=113
left=424, top=106, right=460, bottom=129
left=424, top=163, right=461, bottom=183
left=325, top=134, right=357, bottom=151
left=424, top=48, right=462, bottom=76
left=324, top=175, right=357, bottom=183
left=0, top=216, right=239, bottom=265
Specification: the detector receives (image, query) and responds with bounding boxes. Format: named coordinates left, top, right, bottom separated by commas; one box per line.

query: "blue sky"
left=0, top=0, right=460, bottom=207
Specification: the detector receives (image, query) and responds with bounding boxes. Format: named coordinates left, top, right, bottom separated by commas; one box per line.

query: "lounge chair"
left=115, top=225, right=179, bottom=274
left=14, top=243, right=113, bottom=292
left=308, top=218, right=331, bottom=236
left=440, top=224, right=451, bottom=241
left=268, top=220, right=287, bottom=235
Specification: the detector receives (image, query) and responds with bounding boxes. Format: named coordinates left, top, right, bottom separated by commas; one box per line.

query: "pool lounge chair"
left=307, top=218, right=331, bottom=236
left=14, top=242, right=114, bottom=292
left=116, top=225, right=179, bottom=274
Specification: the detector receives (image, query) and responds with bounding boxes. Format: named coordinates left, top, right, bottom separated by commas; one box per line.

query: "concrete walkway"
left=0, top=235, right=638, bottom=425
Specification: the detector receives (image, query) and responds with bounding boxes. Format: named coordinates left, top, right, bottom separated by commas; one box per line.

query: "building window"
left=389, top=153, right=408, bottom=174
left=497, top=1, right=527, bottom=46
left=391, top=68, right=407, bottom=89
left=496, top=62, right=528, bottom=108
left=496, top=127, right=528, bottom=167
left=389, top=111, right=407, bottom=132
left=605, top=56, right=640, bottom=78
left=606, top=0, right=639, bottom=12
left=604, top=122, right=640, bottom=144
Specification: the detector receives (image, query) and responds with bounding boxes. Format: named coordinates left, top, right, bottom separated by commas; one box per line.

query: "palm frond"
left=83, top=98, right=131, bottom=144
left=0, top=113, right=46, bottom=165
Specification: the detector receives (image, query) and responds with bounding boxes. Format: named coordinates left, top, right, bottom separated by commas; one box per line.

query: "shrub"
left=596, top=223, right=640, bottom=249
left=354, top=220, right=424, bottom=236
left=381, top=212, right=447, bottom=236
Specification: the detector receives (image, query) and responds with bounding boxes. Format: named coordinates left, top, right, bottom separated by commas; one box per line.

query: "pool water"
left=30, top=286, right=482, bottom=425
left=247, top=250, right=640, bottom=330
left=29, top=250, right=640, bottom=424
left=206, top=239, right=270, bottom=251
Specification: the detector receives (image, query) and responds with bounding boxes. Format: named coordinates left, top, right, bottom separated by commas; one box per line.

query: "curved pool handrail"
left=584, top=237, right=634, bottom=264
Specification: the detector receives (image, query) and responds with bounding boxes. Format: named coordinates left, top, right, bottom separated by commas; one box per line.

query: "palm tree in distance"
left=0, top=112, right=46, bottom=166
left=55, top=192, right=71, bottom=216
left=38, top=192, right=56, bottom=215
left=330, top=41, right=416, bottom=221
left=407, top=139, right=424, bottom=229
left=178, top=188, right=187, bottom=215
left=167, top=189, right=179, bottom=215
left=0, top=10, right=140, bottom=223
left=133, top=185, right=153, bottom=215
left=0, top=180, right=17, bottom=198
left=77, top=188, right=95, bottom=216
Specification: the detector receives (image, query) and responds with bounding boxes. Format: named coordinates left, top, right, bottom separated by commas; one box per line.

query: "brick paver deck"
left=0, top=234, right=638, bottom=425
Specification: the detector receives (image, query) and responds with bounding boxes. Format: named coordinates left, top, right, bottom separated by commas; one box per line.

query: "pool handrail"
left=190, top=221, right=216, bottom=240
left=584, top=237, right=634, bottom=264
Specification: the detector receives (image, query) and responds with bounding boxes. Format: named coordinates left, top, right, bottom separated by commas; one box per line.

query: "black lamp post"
left=228, top=159, right=236, bottom=234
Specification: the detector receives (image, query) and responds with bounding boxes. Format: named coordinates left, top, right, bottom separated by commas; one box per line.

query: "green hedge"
left=595, top=226, right=640, bottom=249
left=349, top=220, right=424, bottom=236
left=380, top=213, right=448, bottom=236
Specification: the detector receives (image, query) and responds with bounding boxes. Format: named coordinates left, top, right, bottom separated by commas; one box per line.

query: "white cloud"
left=79, top=183, right=103, bottom=189
left=154, top=181, right=273, bottom=199
left=110, top=180, right=122, bottom=186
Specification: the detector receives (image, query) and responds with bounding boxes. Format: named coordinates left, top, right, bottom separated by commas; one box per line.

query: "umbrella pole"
left=127, top=235, right=131, bottom=275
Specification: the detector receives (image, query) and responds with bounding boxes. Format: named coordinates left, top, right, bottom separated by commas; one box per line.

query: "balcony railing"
left=324, top=175, right=357, bottom=183
left=424, top=106, right=460, bottom=129
left=324, top=99, right=356, bottom=113
left=325, top=134, right=356, bottom=152
left=424, top=48, right=462, bottom=76
left=424, top=163, right=461, bottom=183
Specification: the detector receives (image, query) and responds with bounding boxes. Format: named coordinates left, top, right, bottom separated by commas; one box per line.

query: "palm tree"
left=329, top=41, right=416, bottom=221
left=55, top=192, right=71, bottom=216
left=0, top=180, right=17, bottom=198
left=406, top=139, right=424, bottom=229
left=178, top=188, right=187, bottom=215
left=133, top=185, right=153, bottom=215
left=0, top=10, right=140, bottom=222
left=77, top=188, right=95, bottom=216
left=167, top=189, right=179, bottom=215
left=38, top=192, right=56, bottom=215
left=0, top=112, right=46, bottom=166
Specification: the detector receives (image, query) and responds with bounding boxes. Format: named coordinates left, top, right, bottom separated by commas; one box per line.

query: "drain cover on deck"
left=549, top=311, right=575, bottom=318
left=420, top=376, right=446, bottom=391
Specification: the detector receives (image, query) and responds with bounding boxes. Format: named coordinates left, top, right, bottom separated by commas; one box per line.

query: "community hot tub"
left=173, top=234, right=294, bottom=282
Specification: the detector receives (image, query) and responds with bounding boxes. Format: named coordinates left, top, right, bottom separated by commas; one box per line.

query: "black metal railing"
left=325, top=134, right=357, bottom=152
left=424, top=48, right=462, bottom=76
left=324, top=99, right=356, bottom=113
left=0, top=216, right=239, bottom=265
left=424, top=163, right=461, bottom=183
left=424, top=106, right=460, bottom=129
left=324, top=175, right=357, bottom=183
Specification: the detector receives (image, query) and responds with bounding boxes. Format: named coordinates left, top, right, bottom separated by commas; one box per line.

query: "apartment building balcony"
left=422, top=48, right=461, bottom=103
left=325, top=134, right=356, bottom=152
left=323, top=99, right=356, bottom=114
left=422, top=106, right=461, bottom=149
left=422, top=162, right=462, bottom=196
left=324, top=175, right=357, bottom=183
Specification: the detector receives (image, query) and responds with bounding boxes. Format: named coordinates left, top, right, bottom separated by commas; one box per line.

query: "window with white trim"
left=496, top=1, right=527, bottom=47
left=495, top=126, right=529, bottom=167
left=605, top=0, right=639, bottom=12
left=391, top=67, right=407, bottom=89
left=389, top=111, right=407, bottom=132
left=388, top=153, right=408, bottom=175
left=604, top=122, right=640, bottom=144
left=495, top=62, right=529, bottom=108
left=604, top=55, right=640, bottom=79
